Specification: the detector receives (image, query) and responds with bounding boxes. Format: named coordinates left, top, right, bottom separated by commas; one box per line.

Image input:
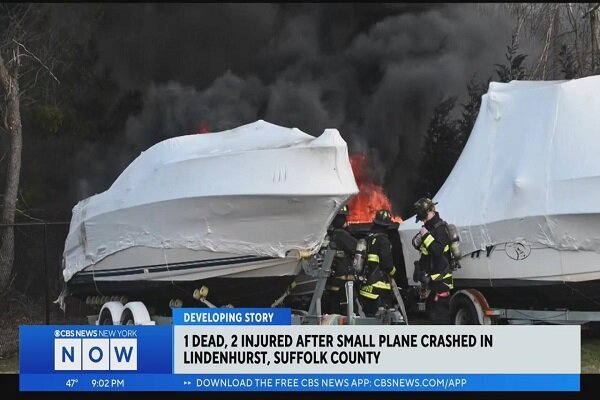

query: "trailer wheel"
left=98, top=308, right=114, bottom=325
left=120, top=309, right=135, bottom=325
left=97, top=301, right=124, bottom=325
left=450, top=295, right=480, bottom=325
left=120, top=301, right=155, bottom=325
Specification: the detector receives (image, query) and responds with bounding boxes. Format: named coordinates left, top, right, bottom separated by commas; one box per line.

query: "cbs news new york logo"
left=54, top=332, right=137, bottom=371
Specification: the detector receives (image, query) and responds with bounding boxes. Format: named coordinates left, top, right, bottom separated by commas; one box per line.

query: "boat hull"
left=454, top=278, right=600, bottom=311
left=397, top=213, right=600, bottom=310
left=68, top=275, right=297, bottom=310
left=67, top=246, right=302, bottom=309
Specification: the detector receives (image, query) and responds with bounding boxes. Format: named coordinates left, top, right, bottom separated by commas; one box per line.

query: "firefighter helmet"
left=338, top=204, right=349, bottom=216
left=331, top=204, right=349, bottom=229
left=414, top=197, right=437, bottom=222
left=373, top=209, right=394, bottom=226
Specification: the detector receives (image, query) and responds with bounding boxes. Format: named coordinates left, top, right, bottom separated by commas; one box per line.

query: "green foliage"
left=414, top=95, right=460, bottom=198
left=411, top=75, right=488, bottom=200
left=21, top=9, right=143, bottom=143
left=27, top=105, right=64, bottom=137
left=494, top=32, right=528, bottom=82
left=558, top=44, right=578, bottom=79
left=581, top=338, right=600, bottom=374
left=458, top=76, right=488, bottom=144
left=16, top=185, right=45, bottom=216
left=411, top=31, right=530, bottom=204
left=13, top=5, right=145, bottom=220
left=49, top=37, right=128, bottom=141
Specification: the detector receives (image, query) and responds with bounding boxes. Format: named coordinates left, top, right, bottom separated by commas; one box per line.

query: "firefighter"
left=323, top=204, right=357, bottom=315
left=358, top=209, right=397, bottom=316
left=412, top=197, right=454, bottom=324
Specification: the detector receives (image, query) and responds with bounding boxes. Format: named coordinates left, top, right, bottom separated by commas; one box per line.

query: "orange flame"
left=195, top=122, right=210, bottom=134
left=347, top=154, right=402, bottom=224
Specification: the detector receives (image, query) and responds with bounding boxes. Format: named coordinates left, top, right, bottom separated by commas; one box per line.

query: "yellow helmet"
left=373, top=209, right=393, bottom=226
left=338, top=204, right=349, bottom=216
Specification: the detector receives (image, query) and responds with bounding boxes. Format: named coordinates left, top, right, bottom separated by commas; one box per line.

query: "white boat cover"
left=399, top=75, right=600, bottom=281
left=63, top=120, right=358, bottom=282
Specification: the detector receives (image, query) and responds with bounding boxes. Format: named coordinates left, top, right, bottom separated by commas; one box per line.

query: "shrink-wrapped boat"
left=399, top=76, right=600, bottom=310
left=62, top=120, right=358, bottom=307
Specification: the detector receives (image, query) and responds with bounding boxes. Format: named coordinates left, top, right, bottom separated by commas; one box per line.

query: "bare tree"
left=0, top=4, right=59, bottom=295
left=504, top=3, right=600, bottom=79
left=583, top=3, right=600, bottom=73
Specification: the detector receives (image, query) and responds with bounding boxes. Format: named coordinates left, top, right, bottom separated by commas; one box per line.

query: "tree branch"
left=7, top=52, right=33, bottom=66
left=0, top=52, right=12, bottom=95
left=13, top=4, right=33, bottom=30
left=12, top=39, right=60, bottom=84
left=19, top=65, right=43, bottom=96
left=583, top=3, right=600, bottom=18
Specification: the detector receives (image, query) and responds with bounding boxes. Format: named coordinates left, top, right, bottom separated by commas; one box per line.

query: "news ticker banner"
left=20, top=308, right=580, bottom=392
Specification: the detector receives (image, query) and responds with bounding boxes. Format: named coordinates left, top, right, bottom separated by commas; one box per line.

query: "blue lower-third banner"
left=19, top=320, right=581, bottom=392
left=20, top=373, right=579, bottom=391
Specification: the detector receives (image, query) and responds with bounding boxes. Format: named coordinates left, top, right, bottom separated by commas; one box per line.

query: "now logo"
left=54, top=339, right=137, bottom=370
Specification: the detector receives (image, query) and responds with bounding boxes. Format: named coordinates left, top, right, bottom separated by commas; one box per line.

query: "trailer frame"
left=437, top=287, right=600, bottom=325
left=88, top=248, right=409, bottom=326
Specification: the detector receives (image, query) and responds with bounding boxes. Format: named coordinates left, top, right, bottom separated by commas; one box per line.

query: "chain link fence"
left=0, top=223, right=93, bottom=359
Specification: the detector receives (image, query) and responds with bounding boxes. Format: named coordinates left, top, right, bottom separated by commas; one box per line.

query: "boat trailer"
left=284, top=247, right=409, bottom=325
left=190, top=247, right=409, bottom=326
left=88, top=247, right=409, bottom=326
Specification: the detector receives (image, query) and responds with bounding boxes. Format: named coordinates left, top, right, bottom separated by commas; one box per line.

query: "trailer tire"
left=120, top=302, right=155, bottom=325
left=120, top=309, right=135, bottom=325
left=97, top=301, right=124, bottom=325
left=450, top=295, right=480, bottom=325
left=98, top=308, right=114, bottom=325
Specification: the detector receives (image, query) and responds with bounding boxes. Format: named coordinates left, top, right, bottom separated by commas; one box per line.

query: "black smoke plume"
left=41, top=3, right=512, bottom=218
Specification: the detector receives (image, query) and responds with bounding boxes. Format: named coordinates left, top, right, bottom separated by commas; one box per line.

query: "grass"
left=0, top=356, right=18, bottom=374
left=581, top=338, right=600, bottom=374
